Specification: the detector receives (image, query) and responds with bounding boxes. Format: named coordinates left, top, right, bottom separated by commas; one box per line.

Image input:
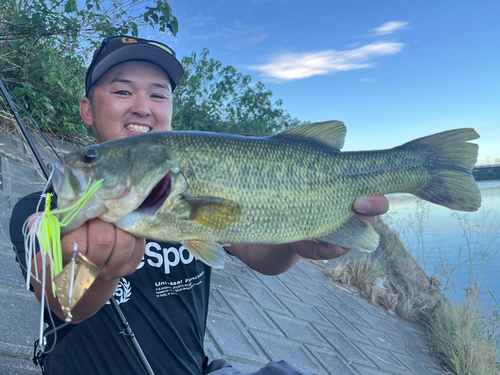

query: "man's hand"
left=58, top=218, right=145, bottom=322
left=289, top=195, right=389, bottom=260
left=31, top=218, right=145, bottom=323
left=60, top=218, right=145, bottom=282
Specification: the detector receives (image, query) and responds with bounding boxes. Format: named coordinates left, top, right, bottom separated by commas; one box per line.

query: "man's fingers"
left=353, top=196, right=389, bottom=216
left=85, top=219, right=117, bottom=268
left=102, top=229, right=137, bottom=270
left=124, top=237, right=146, bottom=275
left=60, top=222, right=90, bottom=263
left=98, top=228, right=145, bottom=281
left=60, top=218, right=145, bottom=282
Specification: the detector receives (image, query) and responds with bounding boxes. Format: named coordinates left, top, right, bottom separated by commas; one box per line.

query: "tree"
left=0, top=2, right=303, bottom=137
left=173, top=48, right=304, bottom=136
left=0, top=0, right=177, bottom=134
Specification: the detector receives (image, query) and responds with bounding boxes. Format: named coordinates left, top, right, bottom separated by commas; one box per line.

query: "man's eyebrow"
left=109, top=77, right=171, bottom=91
left=110, top=78, right=134, bottom=85
left=151, top=82, right=171, bottom=91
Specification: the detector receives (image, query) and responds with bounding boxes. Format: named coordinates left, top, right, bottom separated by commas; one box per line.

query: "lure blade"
left=53, top=252, right=99, bottom=321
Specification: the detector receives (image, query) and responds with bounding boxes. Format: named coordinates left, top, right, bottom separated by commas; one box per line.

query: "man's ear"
left=80, top=98, right=93, bottom=127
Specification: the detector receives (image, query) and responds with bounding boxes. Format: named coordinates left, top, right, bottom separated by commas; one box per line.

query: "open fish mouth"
left=49, top=160, right=173, bottom=217
left=137, top=172, right=172, bottom=211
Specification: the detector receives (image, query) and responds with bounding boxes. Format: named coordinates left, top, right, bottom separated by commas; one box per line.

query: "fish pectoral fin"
left=179, top=196, right=242, bottom=230
left=182, top=240, right=226, bottom=269
left=318, top=215, right=380, bottom=253
left=277, top=120, right=346, bottom=150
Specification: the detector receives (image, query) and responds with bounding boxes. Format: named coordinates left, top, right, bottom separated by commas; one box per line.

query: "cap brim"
left=89, top=44, right=184, bottom=87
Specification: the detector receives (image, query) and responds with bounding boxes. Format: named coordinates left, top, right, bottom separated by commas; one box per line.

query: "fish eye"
left=83, top=148, right=99, bottom=163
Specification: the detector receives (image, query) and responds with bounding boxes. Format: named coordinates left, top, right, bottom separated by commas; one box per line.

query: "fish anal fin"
left=277, top=120, right=347, bottom=150
left=182, top=240, right=226, bottom=269
left=181, top=197, right=242, bottom=230
left=318, top=215, right=380, bottom=253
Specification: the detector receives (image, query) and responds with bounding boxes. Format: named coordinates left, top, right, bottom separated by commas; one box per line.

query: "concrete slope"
left=0, top=128, right=444, bottom=374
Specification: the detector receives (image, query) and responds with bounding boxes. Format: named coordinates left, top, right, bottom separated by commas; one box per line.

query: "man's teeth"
left=126, top=124, right=151, bottom=133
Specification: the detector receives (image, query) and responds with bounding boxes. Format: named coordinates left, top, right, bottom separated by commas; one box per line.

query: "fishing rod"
left=0, top=79, right=50, bottom=179
left=0, top=78, right=155, bottom=375
left=7, top=85, right=62, bottom=163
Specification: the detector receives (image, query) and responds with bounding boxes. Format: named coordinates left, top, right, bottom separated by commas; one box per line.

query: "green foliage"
left=173, top=48, right=305, bottom=136
left=0, top=0, right=178, bottom=134
left=0, top=3, right=303, bottom=137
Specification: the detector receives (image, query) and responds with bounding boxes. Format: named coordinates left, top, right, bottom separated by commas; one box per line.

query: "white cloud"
left=250, top=42, right=404, bottom=81
left=214, top=24, right=268, bottom=49
left=371, top=21, right=409, bottom=36
left=360, top=77, right=378, bottom=83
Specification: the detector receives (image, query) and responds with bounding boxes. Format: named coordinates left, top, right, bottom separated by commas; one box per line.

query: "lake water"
left=382, top=179, right=500, bottom=331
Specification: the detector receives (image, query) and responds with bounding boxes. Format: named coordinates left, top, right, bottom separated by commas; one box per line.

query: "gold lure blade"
left=53, top=251, right=99, bottom=321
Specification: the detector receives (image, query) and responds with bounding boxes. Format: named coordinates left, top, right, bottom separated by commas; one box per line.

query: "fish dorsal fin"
left=278, top=120, right=347, bottom=150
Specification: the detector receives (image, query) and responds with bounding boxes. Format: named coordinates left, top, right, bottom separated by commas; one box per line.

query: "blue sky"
left=150, top=0, right=499, bottom=166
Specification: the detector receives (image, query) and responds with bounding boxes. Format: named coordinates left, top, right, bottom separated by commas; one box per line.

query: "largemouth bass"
left=49, top=121, right=481, bottom=268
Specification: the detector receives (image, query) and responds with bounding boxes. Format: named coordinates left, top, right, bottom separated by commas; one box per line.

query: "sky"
left=148, top=0, right=499, bottom=166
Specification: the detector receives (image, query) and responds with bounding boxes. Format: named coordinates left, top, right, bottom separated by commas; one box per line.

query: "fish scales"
left=151, top=132, right=431, bottom=243
left=49, top=121, right=481, bottom=267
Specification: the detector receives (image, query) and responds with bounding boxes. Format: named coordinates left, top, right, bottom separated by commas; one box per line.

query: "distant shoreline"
left=473, top=166, right=500, bottom=181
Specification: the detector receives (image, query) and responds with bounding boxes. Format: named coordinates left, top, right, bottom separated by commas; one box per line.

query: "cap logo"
left=122, top=37, right=138, bottom=44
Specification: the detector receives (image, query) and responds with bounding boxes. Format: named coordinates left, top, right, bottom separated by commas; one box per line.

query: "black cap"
left=85, top=36, right=184, bottom=96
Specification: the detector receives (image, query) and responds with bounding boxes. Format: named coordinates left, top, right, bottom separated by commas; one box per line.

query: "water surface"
left=383, top=180, right=500, bottom=314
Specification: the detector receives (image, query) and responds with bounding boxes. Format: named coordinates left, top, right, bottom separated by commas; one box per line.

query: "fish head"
left=50, top=137, right=180, bottom=232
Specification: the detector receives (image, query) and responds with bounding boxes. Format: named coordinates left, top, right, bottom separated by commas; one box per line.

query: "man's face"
left=80, top=60, right=173, bottom=143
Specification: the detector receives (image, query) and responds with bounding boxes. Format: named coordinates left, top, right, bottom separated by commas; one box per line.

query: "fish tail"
left=405, top=128, right=481, bottom=211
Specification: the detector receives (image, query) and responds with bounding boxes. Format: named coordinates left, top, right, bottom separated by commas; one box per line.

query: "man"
left=10, top=36, right=389, bottom=374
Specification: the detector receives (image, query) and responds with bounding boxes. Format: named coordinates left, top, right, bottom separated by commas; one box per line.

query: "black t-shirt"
left=10, top=192, right=212, bottom=375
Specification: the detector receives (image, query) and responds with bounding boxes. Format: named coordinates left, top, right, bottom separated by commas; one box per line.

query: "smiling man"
left=10, top=36, right=389, bottom=375
left=83, top=60, right=174, bottom=141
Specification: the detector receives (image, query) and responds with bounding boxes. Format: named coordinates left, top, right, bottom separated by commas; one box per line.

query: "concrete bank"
left=0, top=128, right=445, bottom=374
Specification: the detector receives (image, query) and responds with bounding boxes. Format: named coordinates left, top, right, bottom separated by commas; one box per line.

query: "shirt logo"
left=138, top=243, right=195, bottom=274
left=108, top=278, right=132, bottom=305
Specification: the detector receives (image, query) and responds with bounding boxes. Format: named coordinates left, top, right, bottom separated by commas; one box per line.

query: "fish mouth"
left=50, top=161, right=172, bottom=214
left=138, top=172, right=172, bottom=210
left=49, top=162, right=86, bottom=198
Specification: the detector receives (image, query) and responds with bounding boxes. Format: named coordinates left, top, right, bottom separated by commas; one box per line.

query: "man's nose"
left=130, top=94, right=151, bottom=117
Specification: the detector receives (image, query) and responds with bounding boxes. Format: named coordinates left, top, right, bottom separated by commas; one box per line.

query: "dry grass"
left=426, top=294, right=499, bottom=375
left=324, top=218, right=500, bottom=375
left=326, top=256, right=384, bottom=305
